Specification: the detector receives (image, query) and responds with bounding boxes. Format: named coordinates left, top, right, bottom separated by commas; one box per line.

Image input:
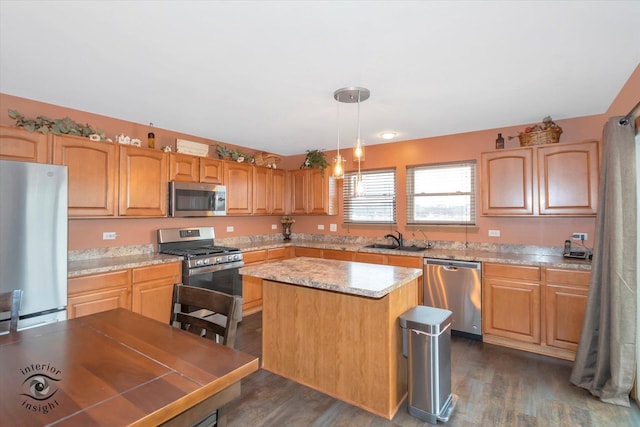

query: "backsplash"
left=68, top=244, right=155, bottom=261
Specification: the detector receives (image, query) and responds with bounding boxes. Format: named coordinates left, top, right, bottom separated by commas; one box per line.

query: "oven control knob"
left=215, top=257, right=221, bottom=263
left=203, top=259, right=209, bottom=264
left=195, top=259, right=203, bottom=266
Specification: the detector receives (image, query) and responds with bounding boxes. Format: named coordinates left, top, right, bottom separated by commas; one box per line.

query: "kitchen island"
left=239, top=257, right=421, bottom=420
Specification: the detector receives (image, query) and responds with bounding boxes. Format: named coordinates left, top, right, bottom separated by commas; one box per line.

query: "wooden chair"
left=170, top=284, right=241, bottom=427
left=0, top=289, right=23, bottom=333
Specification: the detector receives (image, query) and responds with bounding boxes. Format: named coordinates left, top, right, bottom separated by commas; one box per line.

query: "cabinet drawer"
left=268, top=247, right=288, bottom=260
left=544, top=268, right=590, bottom=286
left=244, top=250, right=268, bottom=264
left=484, top=263, right=541, bottom=281
left=132, top=262, right=181, bottom=283
left=295, top=247, right=323, bottom=258
left=323, top=249, right=354, bottom=261
left=354, top=252, right=385, bottom=264
left=386, top=254, right=421, bottom=268
left=68, top=270, right=130, bottom=295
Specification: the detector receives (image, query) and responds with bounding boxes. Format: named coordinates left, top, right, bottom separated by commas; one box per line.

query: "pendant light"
left=333, top=87, right=370, bottom=186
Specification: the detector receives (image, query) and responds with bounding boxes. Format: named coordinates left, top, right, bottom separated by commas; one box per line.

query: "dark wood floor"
left=227, top=312, right=640, bottom=426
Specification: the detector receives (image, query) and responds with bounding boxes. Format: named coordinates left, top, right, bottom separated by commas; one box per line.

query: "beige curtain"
left=570, top=116, right=638, bottom=407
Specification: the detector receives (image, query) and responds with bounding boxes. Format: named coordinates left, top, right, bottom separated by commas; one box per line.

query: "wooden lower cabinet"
left=67, top=270, right=130, bottom=319
left=67, top=262, right=181, bottom=324
left=294, top=247, right=323, bottom=258
left=545, top=268, right=590, bottom=353
left=241, top=248, right=294, bottom=315
left=323, top=249, right=354, bottom=261
left=131, top=263, right=181, bottom=324
left=483, top=262, right=590, bottom=360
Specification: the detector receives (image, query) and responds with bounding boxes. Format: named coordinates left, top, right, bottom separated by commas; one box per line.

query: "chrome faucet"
left=384, top=231, right=403, bottom=247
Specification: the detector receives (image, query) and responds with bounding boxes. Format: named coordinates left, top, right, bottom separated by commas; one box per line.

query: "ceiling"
left=1, top=1, right=639, bottom=156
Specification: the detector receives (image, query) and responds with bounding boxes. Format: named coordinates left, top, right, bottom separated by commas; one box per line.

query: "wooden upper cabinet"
left=289, top=169, right=308, bottom=214
left=0, top=125, right=50, bottom=163
left=200, top=157, right=224, bottom=184
left=253, top=166, right=270, bottom=215
left=169, top=152, right=199, bottom=182
left=52, top=134, right=118, bottom=217
left=224, top=161, right=253, bottom=215
left=537, top=141, right=599, bottom=215
left=481, top=148, right=533, bottom=215
left=270, top=169, right=287, bottom=215
left=481, top=141, right=599, bottom=216
left=289, top=169, right=336, bottom=215
left=169, top=154, right=224, bottom=184
left=119, top=146, right=168, bottom=216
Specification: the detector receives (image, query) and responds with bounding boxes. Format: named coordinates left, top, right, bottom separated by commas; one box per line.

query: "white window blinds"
left=343, top=168, right=396, bottom=224
left=407, top=161, right=477, bottom=225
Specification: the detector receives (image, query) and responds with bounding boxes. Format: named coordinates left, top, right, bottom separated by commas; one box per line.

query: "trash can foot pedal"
left=437, top=393, right=458, bottom=423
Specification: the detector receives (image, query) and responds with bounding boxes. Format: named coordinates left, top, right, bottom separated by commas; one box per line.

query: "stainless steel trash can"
left=399, top=305, right=458, bottom=424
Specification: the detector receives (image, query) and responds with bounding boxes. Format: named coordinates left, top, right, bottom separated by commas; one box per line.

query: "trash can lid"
left=399, top=305, right=452, bottom=334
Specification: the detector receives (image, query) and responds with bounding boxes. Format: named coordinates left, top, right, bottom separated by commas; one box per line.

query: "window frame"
left=343, top=167, right=397, bottom=225
left=406, top=160, right=477, bottom=226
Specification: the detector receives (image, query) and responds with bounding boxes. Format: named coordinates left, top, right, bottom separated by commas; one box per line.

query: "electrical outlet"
left=226, top=226, right=234, bottom=232
left=572, top=232, right=588, bottom=241
left=330, top=224, right=337, bottom=232
left=488, top=229, right=500, bottom=237
left=102, top=232, right=117, bottom=240
left=317, top=224, right=325, bottom=230
left=271, top=224, right=277, bottom=230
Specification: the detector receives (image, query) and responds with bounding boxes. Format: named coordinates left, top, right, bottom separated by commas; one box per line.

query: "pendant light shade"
left=333, top=86, right=370, bottom=183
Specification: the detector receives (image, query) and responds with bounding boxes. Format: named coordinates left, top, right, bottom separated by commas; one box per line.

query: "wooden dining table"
left=0, top=308, right=259, bottom=426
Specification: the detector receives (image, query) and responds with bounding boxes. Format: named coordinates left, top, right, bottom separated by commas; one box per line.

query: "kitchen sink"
left=363, top=243, right=399, bottom=250
left=362, top=243, right=430, bottom=252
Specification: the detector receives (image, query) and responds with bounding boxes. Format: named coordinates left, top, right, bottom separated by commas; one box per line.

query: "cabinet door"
left=295, top=247, right=323, bottom=258
left=224, top=162, right=253, bottom=215
left=131, top=263, right=181, bottom=324
left=0, top=125, right=49, bottom=163
left=481, top=148, right=533, bottom=215
left=53, top=135, right=117, bottom=217
left=169, top=153, right=198, bottom=182
left=119, top=146, right=168, bottom=216
left=200, top=158, right=224, bottom=184
left=308, top=169, right=336, bottom=215
left=354, top=252, right=385, bottom=264
left=483, top=278, right=540, bottom=343
left=545, top=268, right=590, bottom=352
left=289, top=170, right=308, bottom=214
left=271, top=169, right=287, bottom=214
left=538, top=141, right=599, bottom=215
left=67, top=270, right=130, bottom=319
left=253, top=166, right=270, bottom=215
left=242, top=250, right=268, bottom=316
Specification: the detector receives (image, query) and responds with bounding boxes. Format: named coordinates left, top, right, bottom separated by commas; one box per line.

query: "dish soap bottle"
left=495, top=133, right=504, bottom=149
left=148, top=123, right=155, bottom=149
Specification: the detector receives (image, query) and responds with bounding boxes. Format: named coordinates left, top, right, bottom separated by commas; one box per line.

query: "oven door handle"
left=186, top=262, right=244, bottom=276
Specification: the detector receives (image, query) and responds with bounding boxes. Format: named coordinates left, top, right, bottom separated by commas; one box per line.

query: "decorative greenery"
left=301, top=149, right=329, bottom=174
left=8, top=109, right=106, bottom=139
left=216, top=144, right=254, bottom=163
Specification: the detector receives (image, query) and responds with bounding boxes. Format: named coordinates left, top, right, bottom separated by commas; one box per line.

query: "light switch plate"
left=103, top=232, right=117, bottom=240
left=226, top=226, right=234, bottom=232
left=317, top=224, right=325, bottom=230
left=271, top=224, right=277, bottom=230
left=488, top=230, right=500, bottom=237
left=330, top=224, right=337, bottom=232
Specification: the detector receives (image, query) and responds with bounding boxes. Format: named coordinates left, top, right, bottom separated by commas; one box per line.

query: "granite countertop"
left=233, top=239, right=592, bottom=271
left=68, top=253, right=183, bottom=278
left=239, top=257, right=422, bottom=298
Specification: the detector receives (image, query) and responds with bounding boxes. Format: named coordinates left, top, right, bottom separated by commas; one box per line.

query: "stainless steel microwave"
left=168, top=182, right=226, bottom=217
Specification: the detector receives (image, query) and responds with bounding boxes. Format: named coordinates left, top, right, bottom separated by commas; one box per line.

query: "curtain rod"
left=619, top=100, right=640, bottom=125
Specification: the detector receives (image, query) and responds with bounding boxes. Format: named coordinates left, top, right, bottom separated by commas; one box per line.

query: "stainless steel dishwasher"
left=423, top=258, right=482, bottom=340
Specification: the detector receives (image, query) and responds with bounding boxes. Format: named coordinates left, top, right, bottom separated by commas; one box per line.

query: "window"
left=407, top=161, right=476, bottom=225
left=343, top=168, right=396, bottom=224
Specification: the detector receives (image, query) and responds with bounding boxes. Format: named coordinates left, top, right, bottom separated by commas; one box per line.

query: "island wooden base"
left=262, top=278, right=418, bottom=420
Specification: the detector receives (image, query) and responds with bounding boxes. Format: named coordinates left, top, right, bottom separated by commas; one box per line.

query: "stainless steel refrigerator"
left=0, top=159, right=68, bottom=330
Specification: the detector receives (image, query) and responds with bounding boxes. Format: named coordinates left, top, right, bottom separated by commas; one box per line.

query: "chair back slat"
left=0, top=289, right=23, bottom=333
left=170, top=284, right=240, bottom=348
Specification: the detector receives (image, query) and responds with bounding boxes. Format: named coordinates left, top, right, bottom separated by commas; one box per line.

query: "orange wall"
left=3, top=61, right=638, bottom=251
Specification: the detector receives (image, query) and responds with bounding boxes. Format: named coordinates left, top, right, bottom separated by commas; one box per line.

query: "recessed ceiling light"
left=379, top=132, right=397, bottom=140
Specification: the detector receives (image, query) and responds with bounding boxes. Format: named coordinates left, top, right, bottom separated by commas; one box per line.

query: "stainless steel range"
left=158, top=226, right=244, bottom=319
